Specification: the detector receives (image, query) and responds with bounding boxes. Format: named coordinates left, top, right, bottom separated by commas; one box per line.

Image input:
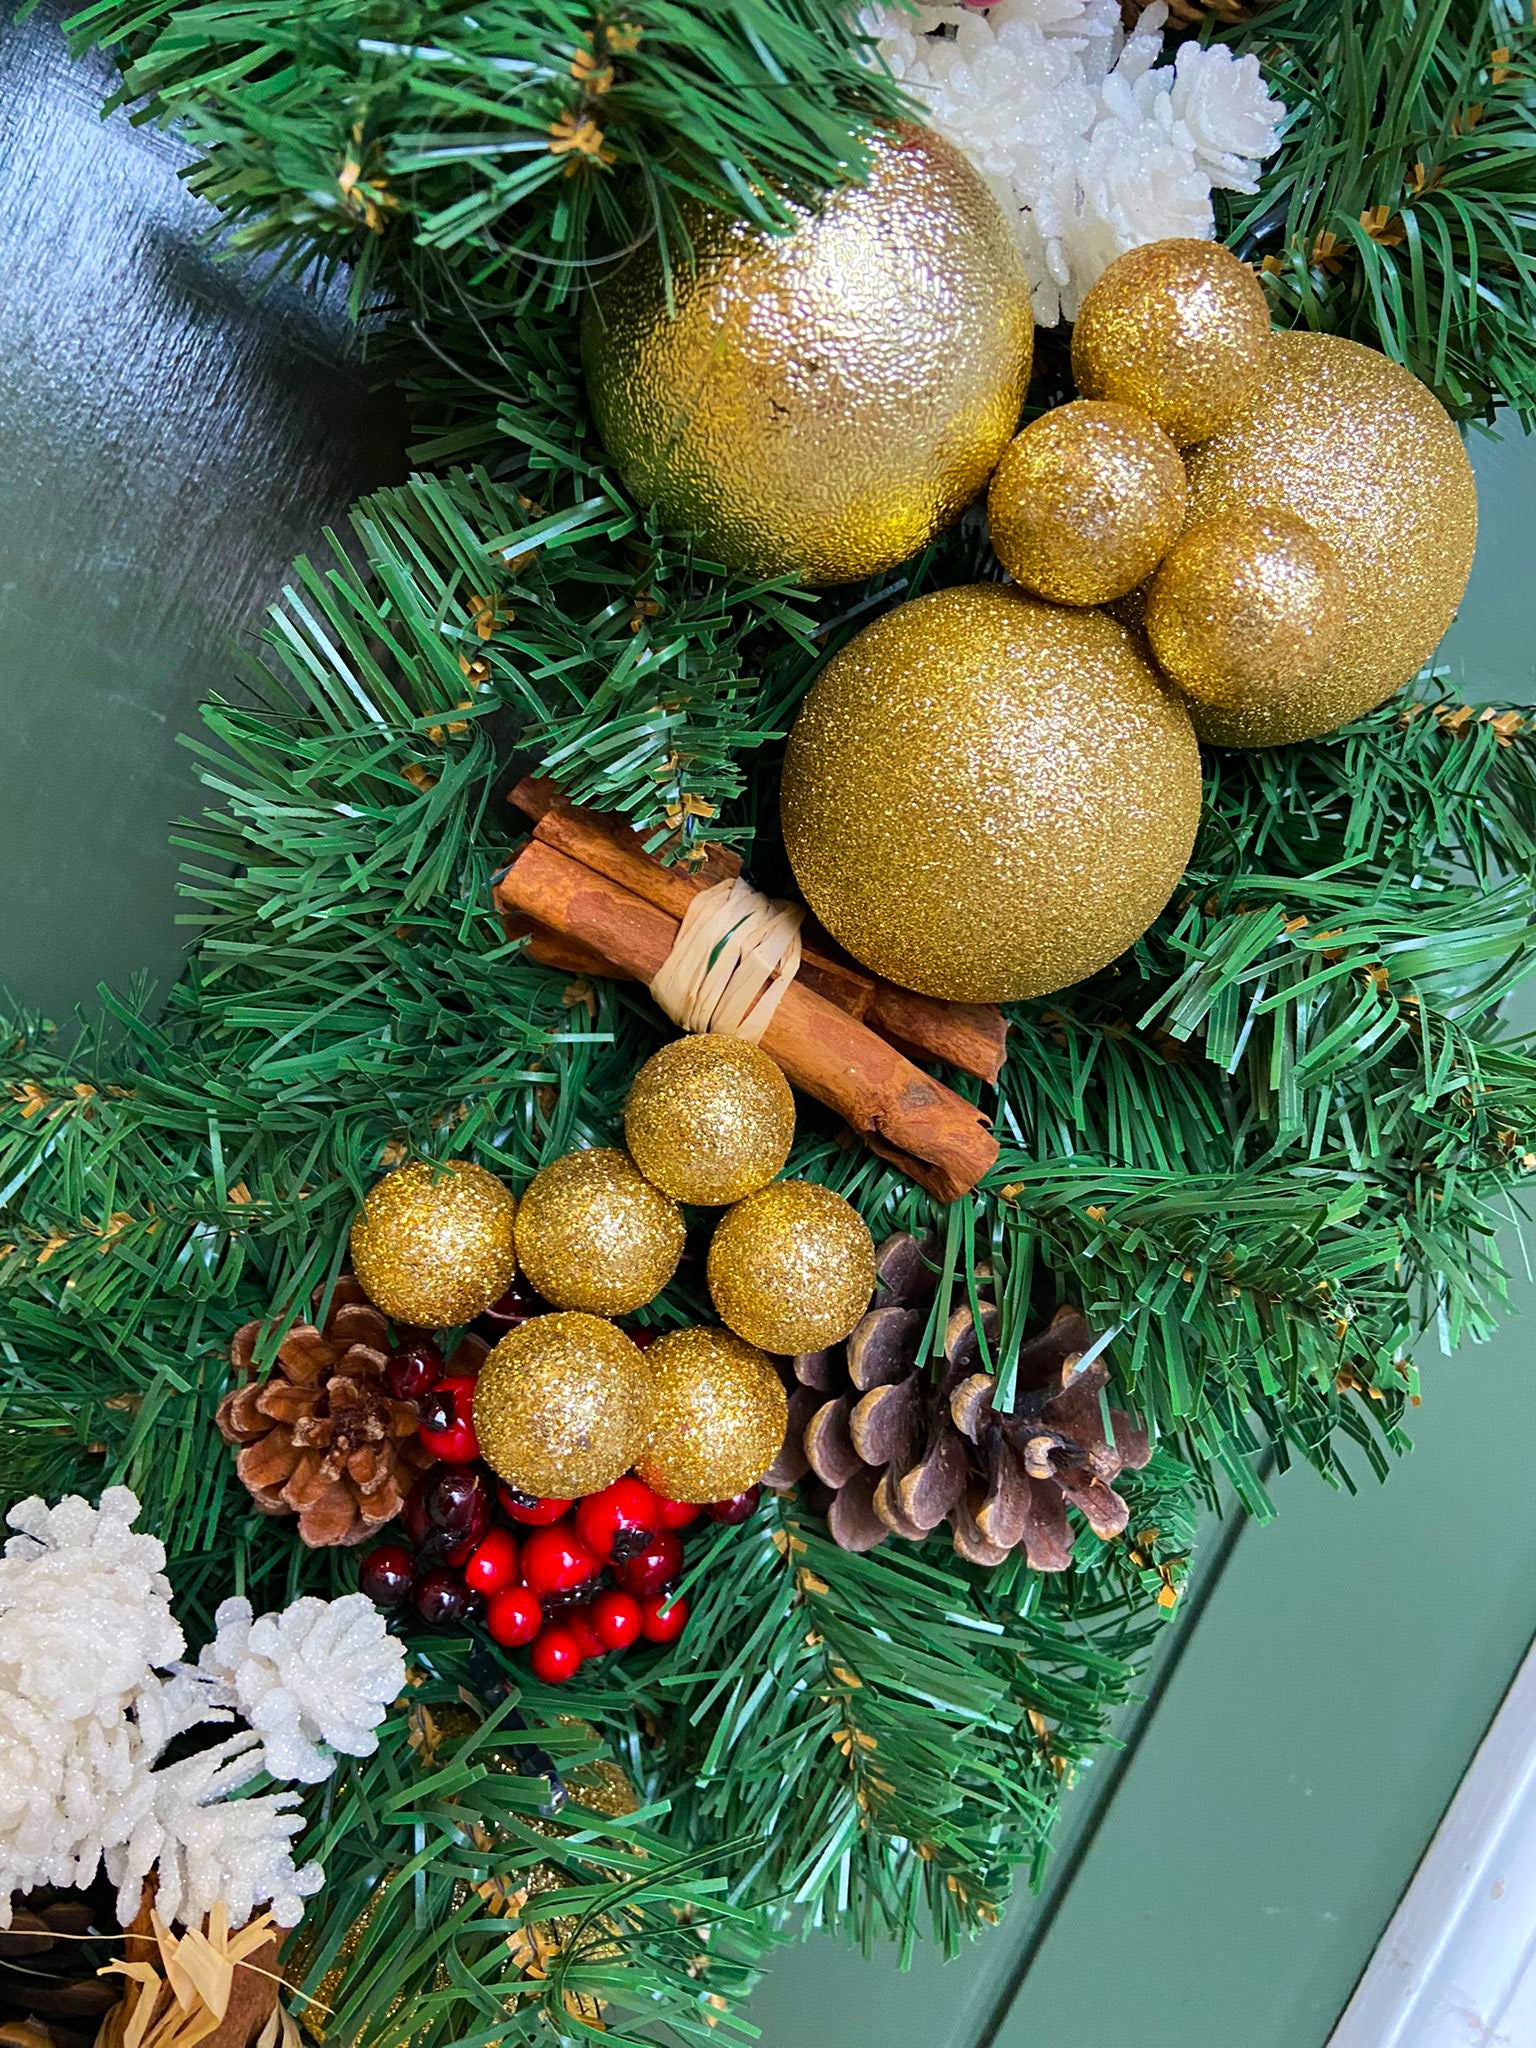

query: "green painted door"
left=4, top=9, right=1532, bottom=2043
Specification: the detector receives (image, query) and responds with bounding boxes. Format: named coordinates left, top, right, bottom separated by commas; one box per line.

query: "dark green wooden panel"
left=985, top=426, right=1536, bottom=2048
left=0, top=6, right=402, bottom=1021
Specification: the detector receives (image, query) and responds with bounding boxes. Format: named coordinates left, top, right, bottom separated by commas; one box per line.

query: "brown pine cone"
left=217, top=1276, right=438, bottom=1546
left=1121, top=0, right=1269, bottom=27
left=768, top=1234, right=1151, bottom=1572
left=0, top=1884, right=122, bottom=2048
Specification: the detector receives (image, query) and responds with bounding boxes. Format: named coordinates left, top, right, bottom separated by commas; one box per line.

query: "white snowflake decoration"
left=0, top=1489, right=397, bottom=1935
left=863, top=0, right=1285, bottom=323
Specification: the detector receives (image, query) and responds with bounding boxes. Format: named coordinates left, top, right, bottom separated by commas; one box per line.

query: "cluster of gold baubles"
left=584, top=130, right=1477, bottom=1006
left=347, top=1045, right=875, bottom=1501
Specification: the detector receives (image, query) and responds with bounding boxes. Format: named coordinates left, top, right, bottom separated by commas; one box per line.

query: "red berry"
left=528, top=1626, right=584, bottom=1684
left=638, top=1590, right=689, bottom=1644
left=574, top=1478, right=661, bottom=1563
left=444, top=1533, right=479, bottom=1566
left=464, top=1527, right=520, bottom=1595
left=650, top=1493, right=702, bottom=1531
left=486, top=1584, right=543, bottom=1648
left=386, top=1338, right=445, bottom=1402
left=615, top=1531, right=683, bottom=1597
left=706, top=1486, right=762, bottom=1526
left=589, top=1589, right=643, bottom=1651
left=565, top=1607, right=605, bottom=1660
left=497, top=1485, right=573, bottom=1526
left=418, top=1375, right=480, bottom=1462
left=358, top=1543, right=414, bottom=1607
left=629, top=1328, right=658, bottom=1351
left=423, top=1465, right=491, bottom=1541
left=520, top=1525, right=599, bottom=1596
left=478, top=1274, right=549, bottom=1333
left=401, top=1476, right=434, bottom=1550
left=413, top=1568, right=469, bottom=1628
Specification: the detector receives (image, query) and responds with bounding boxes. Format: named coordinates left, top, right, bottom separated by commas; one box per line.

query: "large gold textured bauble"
left=780, top=584, right=1202, bottom=1003
left=514, top=1148, right=684, bottom=1315
left=349, top=1160, right=517, bottom=1328
left=707, top=1181, right=876, bottom=1355
left=988, top=400, right=1187, bottom=605
left=1180, top=333, right=1478, bottom=745
left=1145, top=507, right=1348, bottom=733
left=625, top=1035, right=795, bottom=1206
left=582, top=125, right=1033, bottom=586
left=633, top=1326, right=788, bottom=1503
left=474, top=1313, right=648, bottom=1497
left=1072, top=239, right=1272, bottom=447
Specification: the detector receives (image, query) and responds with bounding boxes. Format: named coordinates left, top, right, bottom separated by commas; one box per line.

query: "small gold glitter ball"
left=1182, top=332, right=1478, bottom=745
left=1071, top=239, right=1272, bottom=447
left=1145, top=507, right=1348, bottom=739
left=624, top=1035, right=796, bottom=1207
left=515, top=1148, right=684, bottom=1316
left=707, top=1180, right=876, bottom=1355
left=633, top=1326, right=789, bottom=1503
left=583, top=125, right=1033, bottom=586
left=988, top=399, right=1187, bottom=605
left=474, top=1312, right=648, bottom=1498
left=348, top=1160, right=517, bottom=1327
left=780, top=583, right=1202, bottom=1002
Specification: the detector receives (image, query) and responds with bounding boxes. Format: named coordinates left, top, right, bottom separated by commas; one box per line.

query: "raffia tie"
left=648, top=876, right=804, bottom=1043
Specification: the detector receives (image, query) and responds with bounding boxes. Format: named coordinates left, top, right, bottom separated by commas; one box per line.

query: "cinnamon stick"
left=508, top=778, right=1007, bottom=1086
left=494, top=840, right=998, bottom=1202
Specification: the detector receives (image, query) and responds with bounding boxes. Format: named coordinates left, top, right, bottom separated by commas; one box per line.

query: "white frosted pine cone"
left=106, top=1738, right=317, bottom=1931
left=862, top=0, right=1284, bottom=322
left=1064, top=113, right=1213, bottom=316
left=196, top=1593, right=404, bottom=1785
left=1167, top=41, right=1284, bottom=192
left=0, top=1489, right=183, bottom=1723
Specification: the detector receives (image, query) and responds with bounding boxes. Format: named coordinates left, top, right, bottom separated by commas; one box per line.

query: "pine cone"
left=0, top=1884, right=122, bottom=2048
left=1121, top=0, right=1269, bottom=28
left=217, top=1277, right=435, bottom=1547
left=768, top=1234, right=1151, bottom=1572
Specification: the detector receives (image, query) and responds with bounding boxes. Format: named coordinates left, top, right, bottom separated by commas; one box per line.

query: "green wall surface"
left=2, top=9, right=1532, bottom=2045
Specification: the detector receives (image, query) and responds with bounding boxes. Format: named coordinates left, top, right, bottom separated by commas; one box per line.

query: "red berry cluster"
left=356, top=1286, right=760, bottom=1686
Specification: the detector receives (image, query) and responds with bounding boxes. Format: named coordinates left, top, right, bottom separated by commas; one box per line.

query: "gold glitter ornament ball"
left=582, top=125, right=1033, bottom=586
left=515, top=1148, right=684, bottom=1315
left=1072, top=238, right=1272, bottom=447
left=625, top=1035, right=795, bottom=1206
left=349, top=1160, right=516, bottom=1327
left=707, top=1180, right=876, bottom=1355
left=1146, top=507, right=1348, bottom=737
left=1181, top=333, right=1478, bottom=746
left=633, top=1326, right=789, bottom=1503
left=988, top=399, right=1187, bottom=605
left=474, top=1313, right=648, bottom=1498
left=780, top=584, right=1201, bottom=1003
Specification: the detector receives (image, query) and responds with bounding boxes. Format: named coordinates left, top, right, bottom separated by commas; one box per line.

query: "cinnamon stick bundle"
left=507, top=780, right=1008, bottom=1085
left=493, top=792, right=1002, bottom=1201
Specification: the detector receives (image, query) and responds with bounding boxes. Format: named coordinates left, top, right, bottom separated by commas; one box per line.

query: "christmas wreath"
left=4, top=0, right=1536, bottom=2043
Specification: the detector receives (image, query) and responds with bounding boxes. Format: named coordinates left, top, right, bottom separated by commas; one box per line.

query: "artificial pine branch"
left=65, top=0, right=909, bottom=316
left=282, top=1686, right=768, bottom=2048
left=620, top=1472, right=1195, bottom=1951
left=1218, top=0, right=1536, bottom=422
